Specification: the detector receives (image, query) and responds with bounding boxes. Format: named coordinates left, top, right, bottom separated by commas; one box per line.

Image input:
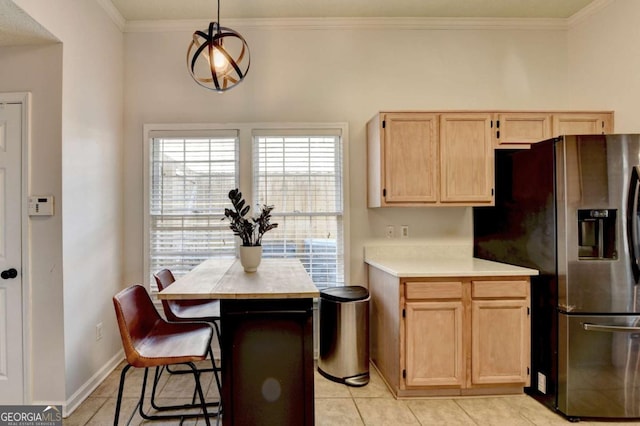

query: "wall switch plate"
left=400, top=225, right=409, bottom=238
left=96, top=322, right=103, bottom=341
left=537, top=372, right=547, bottom=394
left=386, top=225, right=394, bottom=239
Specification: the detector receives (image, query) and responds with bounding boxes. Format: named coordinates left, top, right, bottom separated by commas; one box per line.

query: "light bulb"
left=212, top=48, right=228, bottom=71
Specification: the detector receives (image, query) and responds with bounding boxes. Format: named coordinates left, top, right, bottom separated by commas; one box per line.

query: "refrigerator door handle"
left=627, top=166, right=640, bottom=283
left=583, top=322, right=640, bottom=333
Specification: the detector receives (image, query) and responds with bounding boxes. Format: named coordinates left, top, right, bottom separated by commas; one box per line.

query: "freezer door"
left=558, top=313, right=640, bottom=418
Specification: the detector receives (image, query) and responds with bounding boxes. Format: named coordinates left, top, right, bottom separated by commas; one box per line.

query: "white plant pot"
left=239, top=245, right=263, bottom=273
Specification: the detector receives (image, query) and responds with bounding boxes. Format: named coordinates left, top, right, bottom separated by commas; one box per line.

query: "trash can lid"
left=320, top=286, right=369, bottom=302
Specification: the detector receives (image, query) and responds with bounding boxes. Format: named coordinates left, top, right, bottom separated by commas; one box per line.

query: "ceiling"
left=0, top=0, right=600, bottom=47
left=0, top=1, right=56, bottom=46
left=110, top=0, right=597, bottom=21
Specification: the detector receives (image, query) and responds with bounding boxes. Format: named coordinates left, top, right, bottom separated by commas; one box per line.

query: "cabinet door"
left=383, top=113, right=439, bottom=203
left=552, top=113, right=613, bottom=137
left=439, top=113, right=494, bottom=204
left=405, top=301, right=464, bottom=387
left=495, top=113, right=552, bottom=148
left=471, top=299, right=530, bottom=385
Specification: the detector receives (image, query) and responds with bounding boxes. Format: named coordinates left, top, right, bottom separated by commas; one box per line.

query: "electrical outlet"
left=386, top=225, right=394, bottom=239
left=537, top=372, right=547, bottom=394
left=400, top=225, right=409, bottom=239
left=96, top=322, right=103, bottom=341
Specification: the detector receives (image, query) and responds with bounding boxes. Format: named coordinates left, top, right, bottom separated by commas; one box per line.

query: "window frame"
left=143, top=122, right=350, bottom=292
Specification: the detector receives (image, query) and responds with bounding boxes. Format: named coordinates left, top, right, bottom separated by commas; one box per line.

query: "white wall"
left=123, top=23, right=569, bottom=286
left=567, top=0, right=640, bottom=133
left=13, top=0, right=124, bottom=408
left=0, top=42, right=64, bottom=403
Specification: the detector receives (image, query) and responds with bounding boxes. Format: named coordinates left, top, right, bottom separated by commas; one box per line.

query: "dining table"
left=158, top=257, right=320, bottom=426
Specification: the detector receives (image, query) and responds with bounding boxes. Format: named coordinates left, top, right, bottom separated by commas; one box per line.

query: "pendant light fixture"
left=187, top=0, right=250, bottom=92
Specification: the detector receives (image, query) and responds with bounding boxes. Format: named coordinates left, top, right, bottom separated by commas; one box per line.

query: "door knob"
left=1, top=268, right=17, bottom=279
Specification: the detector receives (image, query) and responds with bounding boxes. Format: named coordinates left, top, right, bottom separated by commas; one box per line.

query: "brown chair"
left=112, top=284, right=220, bottom=425
left=154, top=269, right=221, bottom=338
left=154, top=269, right=222, bottom=391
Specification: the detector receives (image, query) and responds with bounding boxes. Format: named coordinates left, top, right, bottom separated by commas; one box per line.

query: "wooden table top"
left=157, top=258, right=320, bottom=300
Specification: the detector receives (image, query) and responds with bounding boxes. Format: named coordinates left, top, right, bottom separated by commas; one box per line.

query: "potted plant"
left=222, top=188, right=278, bottom=272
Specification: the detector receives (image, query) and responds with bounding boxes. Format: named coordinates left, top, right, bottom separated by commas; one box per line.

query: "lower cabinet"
left=369, top=267, right=531, bottom=397
left=471, top=298, right=530, bottom=385
left=405, top=300, right=464, bottom=387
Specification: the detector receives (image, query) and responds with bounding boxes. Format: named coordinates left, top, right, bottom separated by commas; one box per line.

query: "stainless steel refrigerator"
left=474, top=134, right=640, bottom=420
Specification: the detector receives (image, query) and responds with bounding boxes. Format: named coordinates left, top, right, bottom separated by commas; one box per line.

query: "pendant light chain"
left=216, top=0, right=220, bottom=30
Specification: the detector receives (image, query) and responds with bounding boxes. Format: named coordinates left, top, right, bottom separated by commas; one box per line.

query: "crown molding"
left=124, top=16, right=569, bottom=33
left=567, top=0, right=614, bottom=27
left=101, top=0, right=615, bottom=34
left=96, top=0, right=125, bottom=31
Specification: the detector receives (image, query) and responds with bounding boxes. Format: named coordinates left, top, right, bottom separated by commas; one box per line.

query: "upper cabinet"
left=377, top=113, right=439, bottom=204
left=494, top=112, right=552, bottom=148
left=494, top=111, right=614, bottom=149
left=552, top=112, right=613, bottom=137
left=368, top=110, right=615, bottom=208
left=367, top=112, right=494, bottom=207
left=439, top=114, right=494, bottom=204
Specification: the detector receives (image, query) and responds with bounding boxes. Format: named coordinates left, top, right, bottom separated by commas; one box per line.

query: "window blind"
left=149, top=135, right=238, bottom=289
left=253, top=132, right=344, bottom=288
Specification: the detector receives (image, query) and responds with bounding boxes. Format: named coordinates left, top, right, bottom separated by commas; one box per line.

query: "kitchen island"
left=365, top=244, right=538, bottom=398
left=158, top=258, right=319, bottom=425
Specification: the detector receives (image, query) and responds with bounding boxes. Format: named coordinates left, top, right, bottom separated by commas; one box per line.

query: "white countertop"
left=364, top=243, right=538, bottom=278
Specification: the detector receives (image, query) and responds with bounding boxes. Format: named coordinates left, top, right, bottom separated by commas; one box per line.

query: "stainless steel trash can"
left=318, top=286, right=370, bottom=386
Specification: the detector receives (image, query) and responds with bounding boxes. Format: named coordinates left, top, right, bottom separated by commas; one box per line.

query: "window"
left=254, top=130, right=344, bottom=288
left=145, top=124, right=348, bottom=291
left=147, top=130, right=238, bottom=289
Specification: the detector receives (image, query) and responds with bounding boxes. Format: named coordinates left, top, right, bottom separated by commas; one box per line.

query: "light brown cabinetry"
left=439, top=114, right=494, bottom=204
left=494, top=111, right=614, bottom=149
left=367, top=112, right=494, bottom=207
left=369, top=266, right=531, bottom=397
left=494, top=112, right=552, bottom=148
left=552, top=112, right=613, bottom=137
left=368, top=110, right=613, bottom=207
left=471, top=280, right=530, bottom=385
left=404, top=281, right=465, bottom=388
left=376, top=112, right=439, bottom=204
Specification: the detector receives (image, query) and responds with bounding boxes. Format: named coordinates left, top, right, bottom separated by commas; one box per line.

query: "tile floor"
left=64, top=360, right=640, bottom=425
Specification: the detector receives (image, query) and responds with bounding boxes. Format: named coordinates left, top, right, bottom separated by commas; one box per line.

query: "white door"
left=0, top=102, right=23, bottom=403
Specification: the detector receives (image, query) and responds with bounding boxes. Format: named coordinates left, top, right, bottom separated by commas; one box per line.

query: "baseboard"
left=62, top=350, right=124, bottom=417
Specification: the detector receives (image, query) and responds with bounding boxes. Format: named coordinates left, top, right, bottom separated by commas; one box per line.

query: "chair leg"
left=151, top=362, right=222, bottom=411
left=209, top=347, right=223, bottom=397
left=149, top=364, right=221, bottom=411
left=189, top=362, right=212, bottom=426
left=115, top=366, right=220, bottom=425
left=185, top=347, right=222, bottom=408
left=212, top=319, right=222, bottom=348
left=113, top=364, right=133, bottom=426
